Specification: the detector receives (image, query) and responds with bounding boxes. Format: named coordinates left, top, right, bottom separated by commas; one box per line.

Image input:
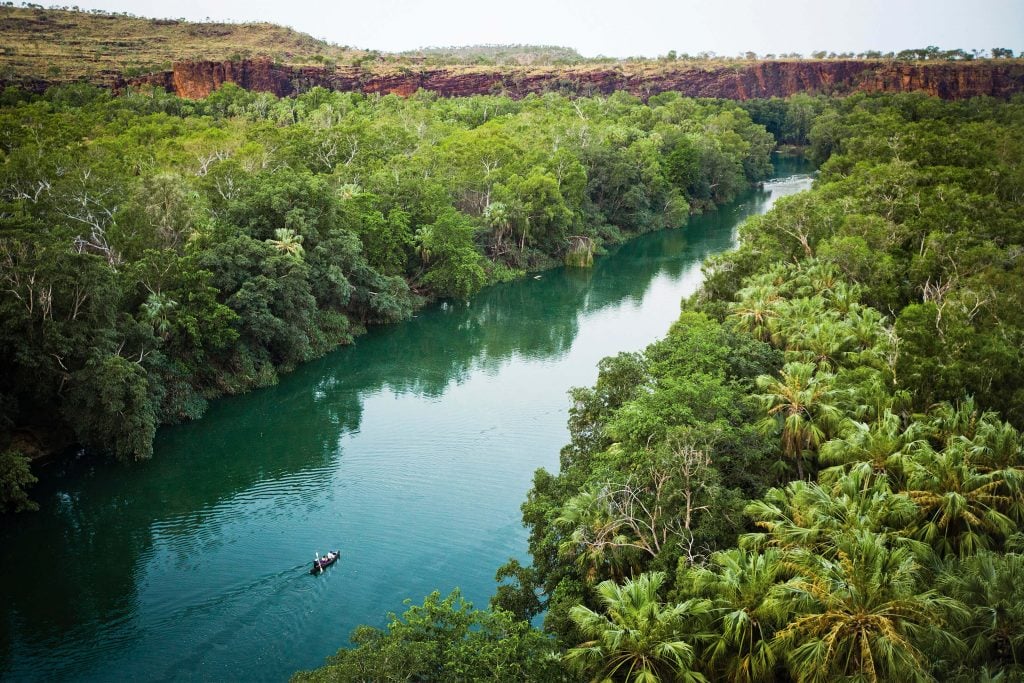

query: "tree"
left=743, top=470, right=919, bottom=556
left=729, top=281, right=782, bottom=342
left=775, top=533, right=966, bottom=683
left=755, top=362, right=842, bottom=479
left=292, top=590, right=562, bottom=682
left=562, top=352, right=648, bottom=466
left=680, top=548, right=792, bottom=683
left=556, top=437, right=721, bottom=583
left=783, top=320, right=855, bottom=370
left=266, top=227, right=305, bottom=261
left=556, top=486, right=640, bottom=583
left=491, top=558, right=545, bottom=623
left=565, top=571, right=712, bottom=683
left=819, top=409, right=927, bottom=481
left=0, top=449, right=38, bottom=513
left=62, top=351, right=158, bottom=461
left=482, top=200, right=512, bottom=256
left=417, top=208, right=487, bottom=299
left=902, top=442, right=1019, bottom=557
left=938, top=552, right=1024, bottom=673
left=139, top=291, right=178, bottom=339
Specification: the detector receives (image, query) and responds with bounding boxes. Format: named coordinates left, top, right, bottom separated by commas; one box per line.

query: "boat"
left=310, top=550, right=340, bottom=574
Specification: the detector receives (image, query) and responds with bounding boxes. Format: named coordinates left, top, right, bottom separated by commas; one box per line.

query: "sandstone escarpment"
left=125, top=59, right=1024, bottom=101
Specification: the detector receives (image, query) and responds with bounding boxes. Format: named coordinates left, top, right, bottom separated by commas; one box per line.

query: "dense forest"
left=0, top=84, right=777, bottom=511
left=294, top=93, right=1024, bottom=681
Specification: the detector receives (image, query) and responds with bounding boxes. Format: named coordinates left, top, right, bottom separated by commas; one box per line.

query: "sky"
left=66, top=0, right=1024, bottom=58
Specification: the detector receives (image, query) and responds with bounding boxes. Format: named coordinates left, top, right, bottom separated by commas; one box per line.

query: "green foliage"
left=417, top=208, right=487, bottom=299
left=775, top=532, right=967, bottom=683
left=0, top=449, right=38, bottom=513
left=13, top=77, right=1023, bottom=683
left=755, top=361, right=842, bottom=480
left=676, top=548, right=792, bottom=683
left=708, top=93, right=1024, bottom=423
left=740, top=95, right=829, bottom=146
left=291, top=590, right=563, bottom=682
left=0, top=87, right=775, bottom=486
left=63, top=351, right=158, bottom=462
left=521, top=311, right=780, bottom=646
left=505, top=93, right=1024, bottom=683
left=564, top=571, right=712, bottom=683
left=938, top=552, right=1024, bottom=675
left=491, top=558, right=545, bottom=622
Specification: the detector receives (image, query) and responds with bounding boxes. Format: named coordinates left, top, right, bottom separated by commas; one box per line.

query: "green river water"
left=0, top=158, right=812, bottom=681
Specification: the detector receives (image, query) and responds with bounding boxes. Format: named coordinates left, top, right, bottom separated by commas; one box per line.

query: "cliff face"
left=126, top=59, right=1024, bottom=101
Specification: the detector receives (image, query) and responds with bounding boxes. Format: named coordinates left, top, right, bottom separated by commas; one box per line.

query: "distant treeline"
left=651, top=46, right=1022, bottom=62
left=397, top=44, right=585, bottom=67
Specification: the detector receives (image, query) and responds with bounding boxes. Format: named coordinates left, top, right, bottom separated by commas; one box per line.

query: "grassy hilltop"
left=0, top=5, right=366, bottom=84
left=0, top=6, right=594, bottom=86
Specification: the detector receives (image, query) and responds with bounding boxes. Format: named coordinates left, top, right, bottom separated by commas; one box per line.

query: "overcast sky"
left=68, top=0, right=1024, bottom=58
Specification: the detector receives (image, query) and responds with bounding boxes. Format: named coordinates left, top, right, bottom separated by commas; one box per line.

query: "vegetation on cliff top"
left=0, top=5, right=368, bottom=85
left=398, top=44, right=586, bottom=67
left=1, top=5, right=1021, bottom=90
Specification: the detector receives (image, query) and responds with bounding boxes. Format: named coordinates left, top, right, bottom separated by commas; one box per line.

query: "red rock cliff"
left=127, top=59, right=1024, bottom=100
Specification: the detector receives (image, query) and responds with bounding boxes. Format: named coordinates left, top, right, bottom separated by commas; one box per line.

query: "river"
left=0, top=157, right=812, bottom=682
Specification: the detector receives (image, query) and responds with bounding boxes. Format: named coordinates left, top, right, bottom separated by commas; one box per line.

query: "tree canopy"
left=0, top=84, right=776, bottom=510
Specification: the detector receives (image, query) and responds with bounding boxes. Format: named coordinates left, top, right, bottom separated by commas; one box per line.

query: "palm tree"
left=902, top=443, right=1018, bottom=557
left=963, top=420, right=1024, bottom=525
left=140, top=291, right=178, bottom=339
left=783, top=320, right=855, bottom=370
left=336, top=182, right=363, bottom=200
left=767, top=297, right=834, bottom=351
left=802, top=260, right=842, bottom=298
left=681, top=547, right=793, bottom=683
left=742, top=469, right=919, bottom=557
left=730, top=282, right=782, bottom=342
left=823, top=280, right=863, bottom=315
left=413, top=226, right=434, bottom=264
left=844, top=305, right=889, bottom=356
left=483, top=200, right=511, bottom=255
left=775, top=532, right=966, bottom=683
left=266, top=228, right=304, bottom=260
left=755, top=362, right=842, bottom=479
left=565, top=571, right=712, bottom=683
left=966, top=418, right=1024, bottom=472
left=819, top=409, right=929, bottom=484
left=938, top=552, right=1024, bottom=671
left=555, top=487, right=639, bottom=583
left=927, top=397, right=995, bottom=446
left=831, top=362, right=910, bottom=424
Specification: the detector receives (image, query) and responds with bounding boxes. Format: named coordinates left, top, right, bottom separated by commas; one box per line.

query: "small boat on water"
left=310, top=550, right=340, bottom=574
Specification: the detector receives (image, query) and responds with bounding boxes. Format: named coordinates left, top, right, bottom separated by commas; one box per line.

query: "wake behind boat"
left=310, top=550, right=340, bottom=574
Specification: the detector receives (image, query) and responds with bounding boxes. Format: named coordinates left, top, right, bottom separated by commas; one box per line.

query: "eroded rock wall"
left=125, top=59, right=1024, bottom=100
